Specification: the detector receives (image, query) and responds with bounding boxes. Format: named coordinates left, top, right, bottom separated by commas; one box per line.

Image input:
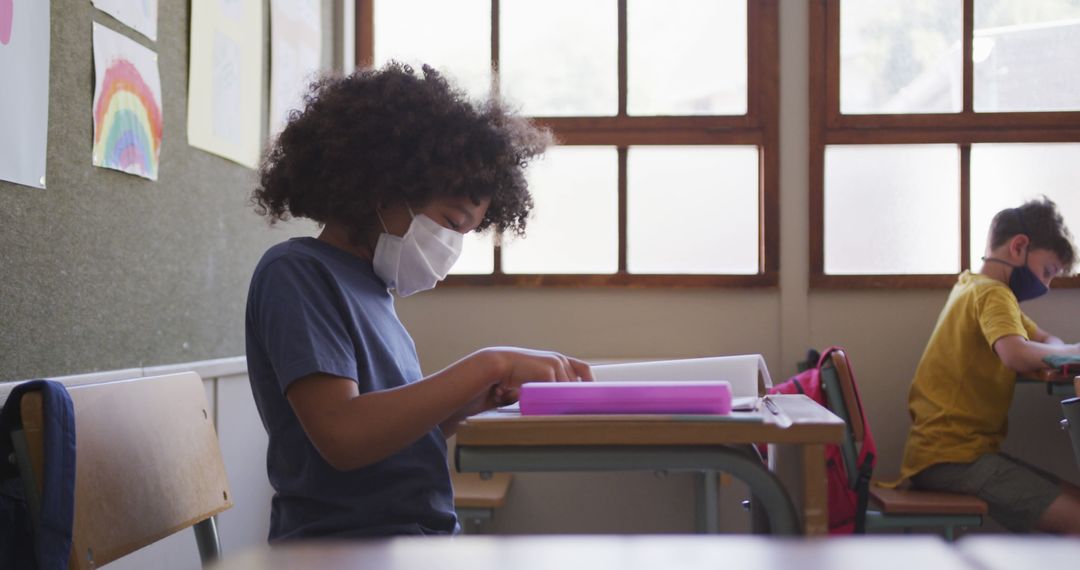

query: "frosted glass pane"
left=627, top=0, right=747, bottom=115
left=970, top=144, right=1080, bottom=268
left=449, top=231, right=494, bottom=275
left=627, top=146, right=758, bottom=274
left=373, top=0, right=491, bottom=99
left=973, top=0, right=1080, bottom=112
left=840, top=0, right=962, bottom=114
left=501, top=147, right=618, bottom=273
left=500, top=0, right=617, bottom=116
left=825, top=145, right=960, bottom=274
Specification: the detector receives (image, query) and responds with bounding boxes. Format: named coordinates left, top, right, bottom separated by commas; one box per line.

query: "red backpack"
left=768, top=347, right=876, bottom=534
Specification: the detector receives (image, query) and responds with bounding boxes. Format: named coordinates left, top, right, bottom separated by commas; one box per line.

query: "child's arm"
left=1031, top=325, right=1066, bottom=346
left=284, top=348, right=590, bottom=471
left=993, top=334, right=1080, bottom=375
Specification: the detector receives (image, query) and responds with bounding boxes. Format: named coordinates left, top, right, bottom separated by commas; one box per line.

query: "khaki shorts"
left=911, top=452, right=1062, bottom=533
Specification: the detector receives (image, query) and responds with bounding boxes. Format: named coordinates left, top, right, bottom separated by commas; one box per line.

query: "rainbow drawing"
left=0, top=0, right=13, bottom=46
left=92, top=23, right=162, bottom=180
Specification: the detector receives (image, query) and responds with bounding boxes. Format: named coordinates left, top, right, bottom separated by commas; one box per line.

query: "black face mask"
left=983, top=254, right=1049, bottom=303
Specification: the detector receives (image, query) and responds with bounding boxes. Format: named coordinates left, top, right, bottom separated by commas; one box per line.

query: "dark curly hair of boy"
left=252, top=62, right=551, bottom=242
left=989, top=196, right=1076, bottom=273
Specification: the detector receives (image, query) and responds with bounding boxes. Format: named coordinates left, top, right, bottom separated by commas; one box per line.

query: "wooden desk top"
left=1021, top=370, right=1080, bottom=397
left=210, top=536, right=972, bottom=570
left=456, top=394, right=844, bottom=447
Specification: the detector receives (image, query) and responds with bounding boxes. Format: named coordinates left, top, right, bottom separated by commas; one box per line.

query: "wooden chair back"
left=828, top=350, right=865, bottom=442
left=18, top=372, right=232, bottom=569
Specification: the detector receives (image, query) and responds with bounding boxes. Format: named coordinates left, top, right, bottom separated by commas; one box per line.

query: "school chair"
left=1062, top=397, right=1080, bottom=470
left=10, top=372, right=232, bottom=569
left=818, top=350, right=988, bottom=541
left=451, top=471, right=513, bottom=534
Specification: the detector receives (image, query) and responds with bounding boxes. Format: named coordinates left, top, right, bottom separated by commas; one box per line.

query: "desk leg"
left=801, top=443, right=828, bottom=536
left=694, top=471, right=720, bottom=534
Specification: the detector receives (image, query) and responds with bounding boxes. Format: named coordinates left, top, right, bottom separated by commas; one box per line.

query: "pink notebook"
left=518, top=381, right=733, bottom=416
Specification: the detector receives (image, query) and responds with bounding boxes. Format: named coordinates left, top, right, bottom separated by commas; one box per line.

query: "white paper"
left=592, top=354, right=773, bottom=399
left=0, top=0, right=50, bottom=189
left=92, top=0, right=158, bottom=42
left=269, top=0, right=322, bottom=138
left=188, top=0, right=263, bottom=169
left=91, top=23, right=163, bottom=181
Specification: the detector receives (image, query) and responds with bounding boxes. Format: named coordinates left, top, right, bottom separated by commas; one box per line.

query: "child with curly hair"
left=245, top=63, right=591, bottom=540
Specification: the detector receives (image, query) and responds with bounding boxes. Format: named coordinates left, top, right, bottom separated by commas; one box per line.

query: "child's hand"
left=483, top=347, right=593, bottom=405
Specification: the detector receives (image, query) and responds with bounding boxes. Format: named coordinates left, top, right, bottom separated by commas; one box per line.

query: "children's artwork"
left=91, top=0, right=158, bottom=42
left=269, top=0, right=322, bottom=138
left=187, top=0, right=263, bottom=169
left=0, top=0, right=50, bottom=189
left=92, top=22, right=163, bottom=181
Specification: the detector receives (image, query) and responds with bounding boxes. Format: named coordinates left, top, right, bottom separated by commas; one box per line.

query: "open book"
left=591, top=354, right=773, bottom=411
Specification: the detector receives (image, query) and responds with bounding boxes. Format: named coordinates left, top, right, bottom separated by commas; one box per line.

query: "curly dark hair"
left=989, top=196, right=1076, bottom=272
left=253, top=62, right=550, bottom=239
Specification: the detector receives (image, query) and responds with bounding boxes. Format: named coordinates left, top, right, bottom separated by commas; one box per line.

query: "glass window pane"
left=501, top=147, right=618, bottom=274
left=627, top=0, right=747, bottom=116
left=840, top=0, right=962, bottom=114
left=373, top=0, right=491, bottom=99
left=970, top=144, right=1080, bottom=269
left=449, top=231, right=494, bottom=275
left=500, top=0, right=617, bottom=116
left=825, top=145, right=960, bottom=274
left=627, top=146, right=758, bottom=274
left=974, top=0, right=1080, bottom=112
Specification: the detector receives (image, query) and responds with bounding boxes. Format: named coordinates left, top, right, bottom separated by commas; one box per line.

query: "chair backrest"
left=818, top=350, right=863, bottom=482
left=18, top=372, right=232, bottom=569
left=1063, top=396, right=1080, bottom=470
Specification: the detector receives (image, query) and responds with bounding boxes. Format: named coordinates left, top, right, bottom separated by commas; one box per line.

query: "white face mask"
left=372, top=207, right=464, bottom=297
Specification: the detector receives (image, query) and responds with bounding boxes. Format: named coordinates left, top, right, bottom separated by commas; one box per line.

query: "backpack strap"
left=0, top=380, right=76, bottom=570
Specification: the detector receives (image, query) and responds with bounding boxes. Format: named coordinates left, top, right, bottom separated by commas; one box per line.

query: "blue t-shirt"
left=245, top=237, right=457, bottom=540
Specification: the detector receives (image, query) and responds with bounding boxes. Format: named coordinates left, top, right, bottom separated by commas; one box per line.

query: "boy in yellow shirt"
left=900, top=197, right=1080, bottom=535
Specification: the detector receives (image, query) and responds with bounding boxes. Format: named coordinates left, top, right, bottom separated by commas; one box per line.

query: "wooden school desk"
left=209, top=535, right=973, bottom=570
left=454, top=394, right=845, bottom=536
left=1018, top=369, right=1080, bottom=397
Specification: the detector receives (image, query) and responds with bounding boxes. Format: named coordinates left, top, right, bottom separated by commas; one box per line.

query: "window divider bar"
left=809, top=0, right=828, bottom=277
left=963, top=0, right=974, bottom=115
left=960, top=144, right=971, bottom=271
left=491, top=0, right=500, bottom=98
left=355, top=0, right=373, bottom=67
left=618, top=0, right=627, bottom=118
left=824, top=0, right=841, bottom=126
left=618, top=146, right=628, bottom=273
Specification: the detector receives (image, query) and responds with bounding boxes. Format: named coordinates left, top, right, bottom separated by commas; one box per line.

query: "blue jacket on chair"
left=0, top=381, right=76, bottom=570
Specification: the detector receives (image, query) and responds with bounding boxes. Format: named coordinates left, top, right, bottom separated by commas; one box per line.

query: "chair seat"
left=452, top=472, right=513, bottom=509
left=870, top=487, right=988, bottom=516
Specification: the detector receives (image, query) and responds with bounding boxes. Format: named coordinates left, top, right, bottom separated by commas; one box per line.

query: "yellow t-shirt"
left=899, top=271, right=1037, bottom=480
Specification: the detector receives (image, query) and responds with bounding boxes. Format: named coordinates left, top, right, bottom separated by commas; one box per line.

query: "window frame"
left=356, top=0, right=781, bottom=288
left=809, top=0, right=1080, bottom=289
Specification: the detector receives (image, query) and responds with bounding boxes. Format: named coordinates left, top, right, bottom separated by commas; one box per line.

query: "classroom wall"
left=3, top=0, right=1078, bottom=545
left=0, top=0, right=332, bottom=383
